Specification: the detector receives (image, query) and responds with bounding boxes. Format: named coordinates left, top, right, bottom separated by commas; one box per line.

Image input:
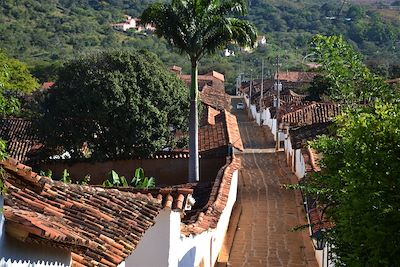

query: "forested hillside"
left=0, top=0, right=399, bottom=91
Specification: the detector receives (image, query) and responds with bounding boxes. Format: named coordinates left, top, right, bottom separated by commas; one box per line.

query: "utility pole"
left=259, top=59, right=264, bottom=126
left=248, top=71, right=253, bottom=117
left=275, top=56, right=281, bottom=151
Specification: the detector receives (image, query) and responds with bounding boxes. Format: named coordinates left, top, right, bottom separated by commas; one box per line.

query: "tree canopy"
left=0, top=50, right=39, bottom=117
left=0, top=50, right=39, bottom=93
left=37, top=50, right=189, bottom=160
left=310, top=34, right=393, bottom=103
left=308, top=102, right=400, bottom=266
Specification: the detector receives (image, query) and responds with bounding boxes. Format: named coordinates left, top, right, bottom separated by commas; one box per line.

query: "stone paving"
left=228, top=98, right=318, bottom=267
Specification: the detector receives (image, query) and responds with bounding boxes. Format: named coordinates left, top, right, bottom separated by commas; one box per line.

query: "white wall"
left=0, top=197, right=71, bottom=267
left=250, top=105, right=258, bottom=121
left=176, top=170, right=239, bottom=267
left=294, top=149, right=306, bottom=179
left=125, top=169, right=239, bottom=267
left=123, top=209, right=178, bottom=267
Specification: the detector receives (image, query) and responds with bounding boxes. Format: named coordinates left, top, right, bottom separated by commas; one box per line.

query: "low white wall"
left=264, top=108, right=273, bottom=128
left=123, top=209, right=178, bottom=267
left=0, top=197, right=71, bottom=267
left=250, top=105, right=257, bottom=121
left=176, top=170, right=239, bottom=267
left=294, top=149, right=306, bottom=179
left=284, top=133, right=295, bottom=169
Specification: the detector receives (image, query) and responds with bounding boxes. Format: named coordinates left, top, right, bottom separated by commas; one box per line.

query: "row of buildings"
left=0, top=68, right=243, bottom=266
left=239, top=71, right=336, bottom=267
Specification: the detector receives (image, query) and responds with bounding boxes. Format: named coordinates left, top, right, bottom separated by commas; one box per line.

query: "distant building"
left=40, top=81, right=55, bottom=90
left=112, top=15, right=155, bottom=32
left=222, top=49, right=235, bottom=57
left=256, top=35, right=267, bottom=47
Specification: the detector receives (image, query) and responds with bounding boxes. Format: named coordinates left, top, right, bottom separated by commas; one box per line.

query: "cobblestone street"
left=228, top=98, right=318, bottom=267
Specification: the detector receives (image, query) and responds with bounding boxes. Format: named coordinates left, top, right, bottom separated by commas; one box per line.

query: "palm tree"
left=141, top=0, right=257, bottom=182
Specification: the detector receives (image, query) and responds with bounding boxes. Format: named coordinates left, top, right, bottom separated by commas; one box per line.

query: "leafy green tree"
left=141, top=0, right=257, bottom=181
left=38, top=50, right=189, bottom=160
left=307, top=102, right=400, bottom=266
left=0, top=50, right=38, bottom=117
left=311, top=34, right=392, bottom=103
left=0, top=50, right=39, bottom=93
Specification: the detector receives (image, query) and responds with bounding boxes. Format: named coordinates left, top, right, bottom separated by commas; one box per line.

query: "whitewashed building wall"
left=124, top=170, right=239, bottom=267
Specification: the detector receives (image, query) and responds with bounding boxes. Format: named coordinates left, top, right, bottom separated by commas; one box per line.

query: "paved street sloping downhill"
left=228, top=97, right=318, bottom=267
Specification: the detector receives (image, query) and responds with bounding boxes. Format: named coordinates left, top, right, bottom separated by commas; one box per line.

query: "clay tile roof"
left=205, top=71, right=225, bottom=82
left=177, top=70, right=225, bottom=92
left=304, top=192, right=332, bottom=235
left=40, top=82, right=55, bottom=90
left=275, top=71, right=317, bottom=83
left=201, top=105, right=220, bottom=126
left=289, top=122, right=332, bottom=150
left=280, top=103, right=341, bottom=127
left=181, top=156, right=241, bottom=235
left=221, top=111, right=244, bottom=151
left=0, top=158, right=162, bottom=267
left=199, top=110, right=243, bottom=152
left=0, top=118, right=40, bottom=162
left=199, top=122, right=227, bottom=152
left=115, top=187, right=193, bottom=211
left=199, top=84, right=231, bottom=111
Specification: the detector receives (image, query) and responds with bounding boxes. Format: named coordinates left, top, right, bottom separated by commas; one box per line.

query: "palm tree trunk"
left=189, top=60, right=199, bottom=182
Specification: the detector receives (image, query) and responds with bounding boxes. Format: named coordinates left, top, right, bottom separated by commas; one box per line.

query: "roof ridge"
left=222, top=110, right=244, bottom=151
left=181, top=156, right=241, bottom=236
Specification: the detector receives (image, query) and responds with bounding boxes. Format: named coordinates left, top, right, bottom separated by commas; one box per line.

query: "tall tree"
left=308, top=102, right=400, bottom=266
left=310, top=35, right=393, bottom=104
left=141, top=0, right=257, bottom=181
left=38, top=50, right=189, bottom=160
left=0, top=50, right=38, bottom=117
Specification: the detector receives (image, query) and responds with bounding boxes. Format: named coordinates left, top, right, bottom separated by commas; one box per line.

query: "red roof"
left=280, top=103, right=341, bottom=126
left=199, top=84, right=231, bottom=111
left=181, top=156, right=241, bottom=235
left=275, top=71, right=317, bottom=83
left=199, top=110, right=244, bottom=152
left=40, top=82, right=55, bottom=90
left=0, top=118, right=40, bottom=162
left=0, top=158, right=193, bottom=267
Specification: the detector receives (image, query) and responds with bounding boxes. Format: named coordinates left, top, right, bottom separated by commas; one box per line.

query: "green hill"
left=0, top=0, right=399, bottom=89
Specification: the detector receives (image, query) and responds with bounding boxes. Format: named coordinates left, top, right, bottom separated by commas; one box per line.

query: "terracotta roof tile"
left=1, top=158, right=163, bottom=267
left=199, top=110, right=243, bottom=152
left=200, top=85, right=231, bottom=111
left=205, top=71, right=225, bottom=82
left=200, top=105, right=221, bottom=126
left=181, top=156, right=241, bottom=235
left=275, top=71, right=317, bottom=83
left=0, top=118, right=39, bottom=162
left=221, top=111, right=244, bottom=151
left=115, top=187, right=194, bottom=211
left=280, top=103, right=341, bottom=127
left=289, top=122, right=332, bottom=150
